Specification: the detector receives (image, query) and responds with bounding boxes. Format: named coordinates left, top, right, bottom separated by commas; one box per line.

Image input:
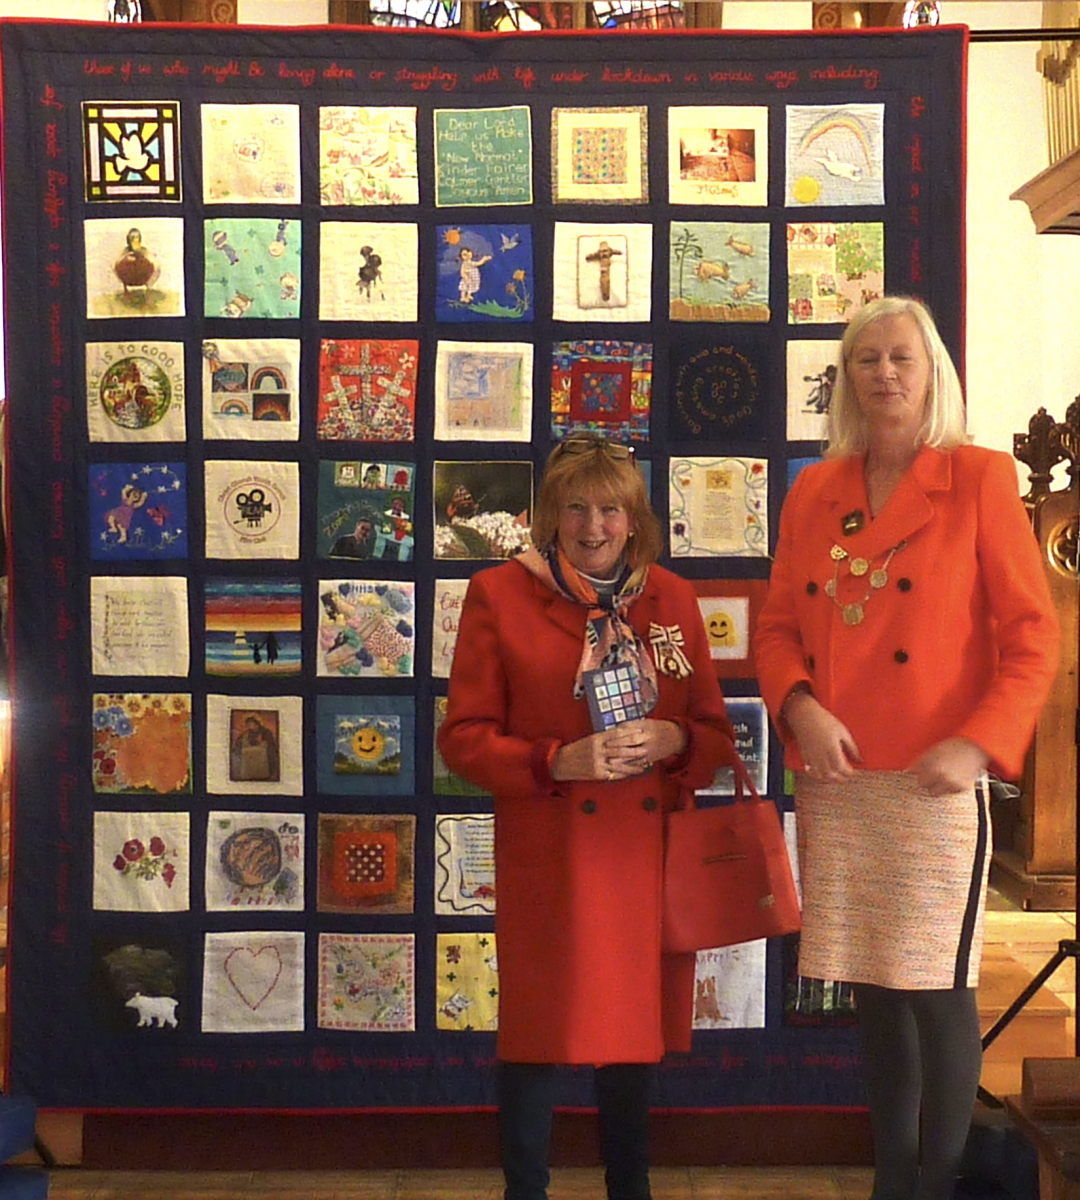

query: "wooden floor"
left=14, top=892, right=1078, bottom=1198
left=43, top=1165, right=875, bottom=1199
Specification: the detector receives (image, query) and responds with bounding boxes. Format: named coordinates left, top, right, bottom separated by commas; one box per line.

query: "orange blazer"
left=754, top=444, right=1060, bottom=779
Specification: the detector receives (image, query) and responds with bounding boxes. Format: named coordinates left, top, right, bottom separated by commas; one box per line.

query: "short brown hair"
left=531, top=440, right=662, bottom=570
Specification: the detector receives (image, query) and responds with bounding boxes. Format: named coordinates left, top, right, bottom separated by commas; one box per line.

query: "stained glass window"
left=369, top=0, right=461, bottom=28
left=589, top=0, right=684, bottom=30
left=480, top=2, right=561, bottom=32
left=107, top=0, right=143, bottom=20
left=903, top=1, right=941, bottom=26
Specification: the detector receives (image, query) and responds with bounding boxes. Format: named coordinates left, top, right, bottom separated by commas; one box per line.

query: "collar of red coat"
left=511, top=552, right=661, bottom=640
left=804, top=443, right=954, bottom=559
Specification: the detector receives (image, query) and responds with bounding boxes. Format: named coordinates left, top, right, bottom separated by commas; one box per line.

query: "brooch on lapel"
left=648, top=622, right=694, bottom=679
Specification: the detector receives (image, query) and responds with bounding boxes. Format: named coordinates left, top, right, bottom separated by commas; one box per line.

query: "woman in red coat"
left=754, top=297, right=1060, bottom=1200
left=439, top=437, right=735, bottom=1200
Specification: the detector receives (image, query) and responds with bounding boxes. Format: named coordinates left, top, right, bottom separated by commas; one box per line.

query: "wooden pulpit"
left=991, top=400, right=1079, bottom=909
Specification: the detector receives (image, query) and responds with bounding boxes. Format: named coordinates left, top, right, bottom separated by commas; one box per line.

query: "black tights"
left=854, top=984, right=982, bottom=1200
left=498, top=1061, right=654, bottom=1200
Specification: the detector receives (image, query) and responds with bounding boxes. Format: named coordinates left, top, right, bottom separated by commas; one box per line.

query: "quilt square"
left=93, top=810, right=190, bottom=912
left=318, top=339, right=418, bottom=442
left=691, top=579, right=769, bottom=680
left=669, top=222, right=770, bottom=322
left=787, top=222, right=884, bottom=324
left=782, top=921, right=857, bottom=1029
left=699, top=697, right=768, bottom=796
left=788, top=455, right=823, bottom=490
left=669, top=457, right=768, bottom=558
left=319, top=222, right=417, bottom=322
left=433, top=697, right=491, bottom=797
left=85, top=217, right=185, bottom=318
left=694, top=943, right=766, bottom=1029
left=201, top=338, right=300, bottom=441
left=93, top=936, right=185, bottom=1033
left=318, top=933, right=416, bottom=1031
left=201, top=103, right=300, bottom=204
left=787, top=339, right=841, bottom=441
left=92, top=692, right=192, bottom=794
left=433, top=460, right=533, bottom=560
left=552, top=222, right=651, bottom=323
left=434, top=106, right=532, bottom=207
left=669, top=339, right=768, bottom=442
left=432, top=579, right=468, bottom=679
left=436, top=933, right=498, bottom=1031
left=552, top=107, right=648, bottom=204
left=206, top=811, right=304, bottom=911
left=551, top=340, right=651, bottom=444
left=90, top=576, right=189, bottom=677
left=668, top=106, right=768, bottom=206
left=83, top=100, right=181, bottom=202
left=205, top=577, right=303, bottom=678
left=206, top=694, right=304, bottom=797
left=201, top=931, right=305, bottom=1033
left=204, top=460, right=299, bottom=561
left=86, top=342, right=185, bottom=443
left=89, top=462, right=186, bottom=560
left=319, top=105, right=419, bottom=206
left=434, top=341, right=534, bottom=441
left=316, top=696, right=415, bottom=796
left=204, top=218, right=301, bottom=320
left=317, top=580, right=415, bottom=678
left=435, top=814, right=495, bottom=915
left=435, top=224, right=534, bottom=322
left=316, top=460, right=416, bottom=561
left=786, top=103, right=885, bottom=207
left=317, top=814, right=416, bottom=914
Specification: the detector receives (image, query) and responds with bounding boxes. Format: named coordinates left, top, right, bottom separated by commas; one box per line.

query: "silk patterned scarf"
left=516, top=545, right=659, bottom=713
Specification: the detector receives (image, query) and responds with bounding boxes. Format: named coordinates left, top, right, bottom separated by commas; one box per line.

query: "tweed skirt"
left=794, top=770, right=990, bottom=990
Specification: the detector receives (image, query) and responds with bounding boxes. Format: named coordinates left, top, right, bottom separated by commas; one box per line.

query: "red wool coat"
left=754, top=445, right=1060, bottom=778
left=438, top=560, right=734, bottom=1064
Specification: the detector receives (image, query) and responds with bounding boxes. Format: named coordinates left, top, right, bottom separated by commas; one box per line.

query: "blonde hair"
left=531, top=442, right=662, bottom=570
left=826, top=296, right=970, bottom=458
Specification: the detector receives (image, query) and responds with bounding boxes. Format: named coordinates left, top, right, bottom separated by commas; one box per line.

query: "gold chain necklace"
left=825, top=539, right=907, bottom=626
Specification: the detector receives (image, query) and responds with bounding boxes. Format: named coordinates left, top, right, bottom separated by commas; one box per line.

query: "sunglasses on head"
left=558, top=437, right=634, bottom=461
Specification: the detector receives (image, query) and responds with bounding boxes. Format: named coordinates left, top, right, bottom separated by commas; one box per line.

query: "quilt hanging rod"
left=969, top=27, right=1080, bottom=42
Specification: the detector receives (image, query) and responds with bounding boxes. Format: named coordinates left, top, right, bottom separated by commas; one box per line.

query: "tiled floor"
left=44, top=1165, right=876, bottom=1199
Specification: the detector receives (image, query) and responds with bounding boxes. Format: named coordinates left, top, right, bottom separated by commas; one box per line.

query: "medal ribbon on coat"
left=648, top=622, right=694, bottom=679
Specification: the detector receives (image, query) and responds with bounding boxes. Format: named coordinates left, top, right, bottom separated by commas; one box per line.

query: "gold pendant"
left=830, top=544, right=847, bottom=561
left=842, top=603, right=864, bottom=625
left=870, top=569, right=888, bottom=589
left=850, top=557, right=869, bottom=577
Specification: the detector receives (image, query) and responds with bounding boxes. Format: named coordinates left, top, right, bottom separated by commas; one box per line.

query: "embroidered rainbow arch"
left=798, top=112, right=874, bottom=170
left=252, top=365, right=288, bottom=391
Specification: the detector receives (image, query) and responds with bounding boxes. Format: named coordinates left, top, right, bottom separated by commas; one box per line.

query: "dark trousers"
left=498, top=1061, right=654, bottom=1200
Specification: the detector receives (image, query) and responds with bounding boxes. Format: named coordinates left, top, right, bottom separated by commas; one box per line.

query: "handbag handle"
left=676, top=745, right=761, bottom=812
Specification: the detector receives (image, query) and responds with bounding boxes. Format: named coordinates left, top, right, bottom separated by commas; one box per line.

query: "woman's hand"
left=784, top=691, right=862, bottom=783
left=907, top=737, right=989, bottom=796
left=606, top=718, right=686, bottom=775
left=551, top=719, right=686, bottom=782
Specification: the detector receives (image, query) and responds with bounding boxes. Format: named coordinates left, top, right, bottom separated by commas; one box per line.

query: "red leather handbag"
left=662, top=757, right=802, bottom=953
